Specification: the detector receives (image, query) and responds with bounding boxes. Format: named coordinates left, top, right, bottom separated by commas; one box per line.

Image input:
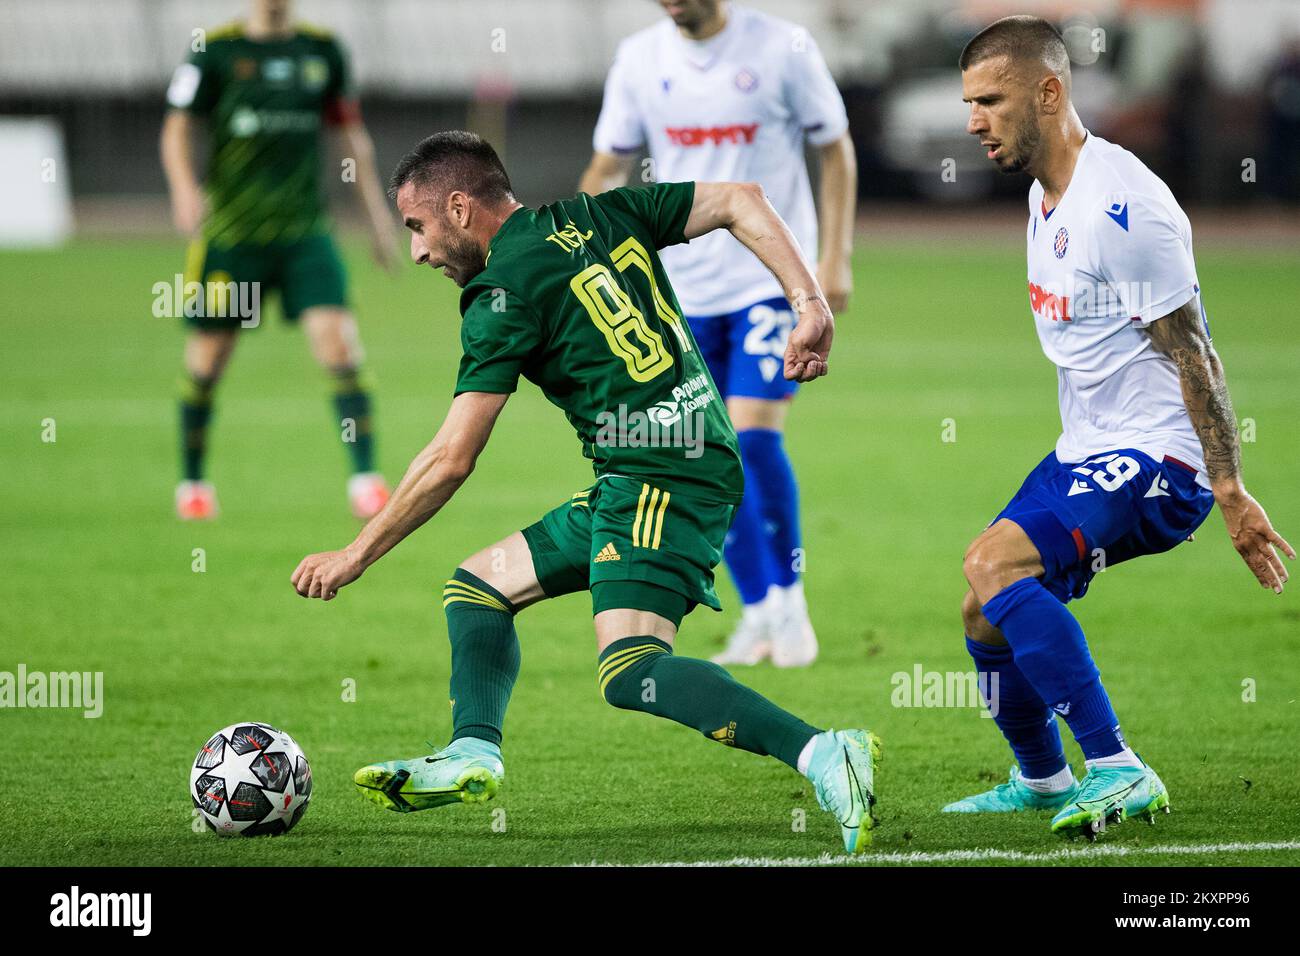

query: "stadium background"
left=1, top=0, right=1298, bottom=867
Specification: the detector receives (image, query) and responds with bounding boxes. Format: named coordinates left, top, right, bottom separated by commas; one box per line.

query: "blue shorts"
left=995, top=448, right=1214, bottom=603
left=686, top=296, right=798, bottom=401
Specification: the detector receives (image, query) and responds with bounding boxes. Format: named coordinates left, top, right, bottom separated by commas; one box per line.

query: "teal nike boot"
left=806, top=729, right=881, bottom=853
left=943, top=766, right=1079, bottom=813
left=354, top=737, right=504, bottom=813
left=1051, top=762, right=1169, bottom=838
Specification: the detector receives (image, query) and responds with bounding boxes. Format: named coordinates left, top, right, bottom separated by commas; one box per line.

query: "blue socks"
left=724, top=428, right=802, bottom=606
left=744, top=429, right=801, bottom=589
left=965, top=637, right=1067, bottom=778
left=981, top=577, right=1126, bottom=761
left=724, top=468, right=770, bottom=606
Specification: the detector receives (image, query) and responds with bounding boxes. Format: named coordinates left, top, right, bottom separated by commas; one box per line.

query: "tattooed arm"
left=1143, top=299, right=1295, bottom=592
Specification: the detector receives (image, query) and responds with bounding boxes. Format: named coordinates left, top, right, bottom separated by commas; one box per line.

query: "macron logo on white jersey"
left=1104, top=201, right=1129, bottom=231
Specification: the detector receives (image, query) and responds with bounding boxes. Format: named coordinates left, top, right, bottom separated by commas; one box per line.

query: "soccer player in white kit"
left=579, top=0, right=857, bottom=668
left=946, top=16, right=1293, bottom=837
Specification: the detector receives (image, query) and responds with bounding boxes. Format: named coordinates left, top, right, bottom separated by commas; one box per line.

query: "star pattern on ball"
left=213, top=738, right=278, bottom=814
left=192, top=724, right=312, bottom=836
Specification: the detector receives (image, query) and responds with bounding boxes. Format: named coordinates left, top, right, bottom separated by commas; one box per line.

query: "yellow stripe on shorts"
left=631, top=483, right=670, bottom=550
left=651, top=490, right=670, bottom=549
left=632, top=483, right=650, bottom=547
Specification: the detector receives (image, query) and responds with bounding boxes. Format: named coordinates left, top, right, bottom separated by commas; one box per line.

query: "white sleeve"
left=1094, top=194, right=1199, bottom=325
left=782, top=29, right=848, bottom=147
left=592, top=42, right=645, bottom=155
left=166, top=62, right=203, bottom=109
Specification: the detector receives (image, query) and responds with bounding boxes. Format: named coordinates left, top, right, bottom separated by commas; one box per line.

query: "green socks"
left=597, top=636, right=820, bottom=769
left=180, top=366, right=376, bottom=482
left=179, top=373, right=216, bottom=481
left=443, top=569, right=520, bottom=747
left=331, top=366, right=375, bottom=474
left=441, top=584, right=820, bottom=767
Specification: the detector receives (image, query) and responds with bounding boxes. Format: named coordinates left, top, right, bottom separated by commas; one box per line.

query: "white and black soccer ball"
left=190, top=722, right=312, bottom=837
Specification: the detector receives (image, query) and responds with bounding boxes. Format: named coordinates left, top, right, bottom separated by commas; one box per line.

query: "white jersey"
left=592, top=5, right=848, bottom=316
left=1026, top=132, right=1208, bottom=485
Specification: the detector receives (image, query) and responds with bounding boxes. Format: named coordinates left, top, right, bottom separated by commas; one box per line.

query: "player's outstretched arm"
left=292, top=391, right=510, bottom=601
left=684, top=181, right=834, bottom=382
left=1144, top=300, right=1295, bottom=592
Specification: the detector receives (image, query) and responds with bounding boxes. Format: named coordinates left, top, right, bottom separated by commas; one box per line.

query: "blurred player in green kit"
left=161, top=0, right=395, bottom=520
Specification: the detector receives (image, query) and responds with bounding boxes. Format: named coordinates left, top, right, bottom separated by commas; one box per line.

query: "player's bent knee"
left=964, top=521, right=1046, bottom=602
left=962, top=537, right=1002, bottom=594
left=452, top=533, right=546, bottom=612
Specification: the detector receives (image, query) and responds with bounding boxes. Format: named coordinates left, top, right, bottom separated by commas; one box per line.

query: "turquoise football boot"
left=1050, top=762, right=1170, bottom=838
left=806, top=729, right=881, bottom=853
left=942, top=766, right=1079, bottom=813
left=353, top=737, right=504, bottom=813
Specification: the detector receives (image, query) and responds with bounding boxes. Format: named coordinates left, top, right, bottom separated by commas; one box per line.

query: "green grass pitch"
left=2, top=234, right=1298, bottom=867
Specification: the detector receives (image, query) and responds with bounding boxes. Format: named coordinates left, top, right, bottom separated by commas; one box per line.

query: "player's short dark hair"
left=958, top=15, right=1070, bottom=85
left=388, top=130, right=514, bottom=204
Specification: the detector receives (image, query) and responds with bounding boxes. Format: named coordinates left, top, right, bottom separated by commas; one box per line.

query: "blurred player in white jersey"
left=947, top=16, right=1292, bottom=837
left=580, top=0, right=857, bottom=667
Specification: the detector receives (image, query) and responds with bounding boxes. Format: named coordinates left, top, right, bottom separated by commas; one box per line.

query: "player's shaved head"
left=392, top=131, right=520, bottom=288
left=959, top=15, right=1071, bottom=92
left=388, top=130, right=515, bottom=206
left=960, top=16, right=1077, bottom=178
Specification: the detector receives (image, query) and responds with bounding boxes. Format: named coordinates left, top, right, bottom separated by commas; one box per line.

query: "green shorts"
left=182, top=232, right=348, bottom=330
left=521, top=476, right=737, bottom=627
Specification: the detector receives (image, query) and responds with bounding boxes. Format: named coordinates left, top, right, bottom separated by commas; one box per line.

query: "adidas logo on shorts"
left=594, top=542, right=621, bottom=563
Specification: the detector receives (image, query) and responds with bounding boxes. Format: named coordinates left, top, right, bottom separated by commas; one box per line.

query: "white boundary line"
left=573, top=840, right=1300, bottom=867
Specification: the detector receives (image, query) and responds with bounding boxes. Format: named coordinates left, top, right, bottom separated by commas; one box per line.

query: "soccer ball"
left=190, top=722, right=312, bottom=837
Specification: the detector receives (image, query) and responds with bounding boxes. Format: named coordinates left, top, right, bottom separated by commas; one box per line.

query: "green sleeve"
left=454, top=290, right=543, bottom=395
left=592, top=181, right=696, bottom=250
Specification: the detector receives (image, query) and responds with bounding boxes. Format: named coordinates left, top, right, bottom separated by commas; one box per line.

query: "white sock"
left=796, top=733, right=820, bottom=776
left=740, top=587, right=782, bottom=628
left=1086, top=747, right=1143, bottom=770
left=774, top=580, right=806, bottom=617
left=741, top=600, right=767, bottom=627
left=1019, top=765, right=1076, bottom=794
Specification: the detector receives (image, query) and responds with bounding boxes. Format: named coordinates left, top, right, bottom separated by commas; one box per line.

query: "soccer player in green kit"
left=291, top=132, right=881, bottom=853
left=161, top=0, right=394, bottom=521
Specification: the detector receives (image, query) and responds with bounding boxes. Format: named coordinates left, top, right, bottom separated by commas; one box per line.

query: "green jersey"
left=166, top=22, right=353, bottom=246
left=457, top=182, right=743, bottom=504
